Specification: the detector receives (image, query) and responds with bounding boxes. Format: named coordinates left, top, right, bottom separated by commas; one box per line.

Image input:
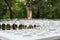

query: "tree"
left=0, top=0, right=7, bottom=19
left=4, top=0, right=13, bottom=19
left=24, top=0, right=32, bottom=19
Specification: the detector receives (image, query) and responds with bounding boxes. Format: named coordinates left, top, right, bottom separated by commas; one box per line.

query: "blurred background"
left=0, top=0, right=60, bottom=19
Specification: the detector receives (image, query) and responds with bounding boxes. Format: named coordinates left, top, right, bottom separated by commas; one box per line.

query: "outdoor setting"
left=0, top=0, right=60, bottom=40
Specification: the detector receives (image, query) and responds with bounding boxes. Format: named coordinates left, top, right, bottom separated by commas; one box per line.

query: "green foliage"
left=11, top=0, right=27, bottom=18
left=31, top=0, right=60, bottom=19
left=0, top=0, right=7, bottom=19
left=0, top=0, right=60, bottom=19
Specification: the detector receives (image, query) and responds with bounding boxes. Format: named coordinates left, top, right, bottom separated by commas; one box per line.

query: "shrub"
left=19, top=24, right=23, bottom=29
left=28, top=25, right=33, bottom=29
left=0, top=24, right=2, bottom=30
left=2, top=24, right=6, bottom=30
left=12, top=24, right=17, bottom=30
left=34, top=24, right=37, bottom=28
left=22, top=25, right=27, bottom=29
left=6, top=24, right=11, bottom=30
